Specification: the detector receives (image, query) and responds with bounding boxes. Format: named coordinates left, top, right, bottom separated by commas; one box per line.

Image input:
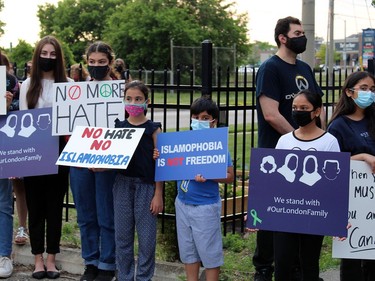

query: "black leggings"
left=24, top=166, right=69, bottom=255
left=274, top=231, right=323, bottom=281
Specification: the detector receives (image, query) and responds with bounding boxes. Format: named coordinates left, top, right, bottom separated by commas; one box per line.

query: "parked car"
left=319, top=64, right=341, bottom=71
left=237, top=65, right=259, bottom=73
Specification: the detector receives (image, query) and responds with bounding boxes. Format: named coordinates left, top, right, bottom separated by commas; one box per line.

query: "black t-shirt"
left=115, top=118, right=161, bottom=183
left=256, top=55, right=323, bottom=148
left=328, top=115, right=375, bottom=156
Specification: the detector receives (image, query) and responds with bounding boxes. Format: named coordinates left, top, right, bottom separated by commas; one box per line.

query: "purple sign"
left=247, top=148, right=351, bottom=237
left=155, top=127, right=229, bottom=181
left=0, top=108, right=59, bottom=178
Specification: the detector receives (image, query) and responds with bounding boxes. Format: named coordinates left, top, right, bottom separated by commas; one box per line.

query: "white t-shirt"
left=276, top=131, right=340, bottom=152
left=19, top=77, right=73, bottom=110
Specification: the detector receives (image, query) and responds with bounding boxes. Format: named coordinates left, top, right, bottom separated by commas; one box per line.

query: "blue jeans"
left=70, top=168, right=116, bottom=271
left=0, top=179, right=13, bottom=257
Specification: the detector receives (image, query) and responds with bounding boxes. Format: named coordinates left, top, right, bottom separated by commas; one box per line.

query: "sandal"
left=14, top=226, right=29, bottom=245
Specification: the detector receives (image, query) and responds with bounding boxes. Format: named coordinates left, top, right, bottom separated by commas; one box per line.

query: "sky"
left=0, top=0, right=374, bottom=49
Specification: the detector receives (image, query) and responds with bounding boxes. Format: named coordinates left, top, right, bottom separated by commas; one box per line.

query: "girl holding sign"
left=19, top=35, right=72, bottom=279
left=113, top=80, right=163, bottom=281
left=69, top=42, right=117, bottom=281
left=274, top=89, right=340, bottom=281
left=328, top=71, right=375, bottom=281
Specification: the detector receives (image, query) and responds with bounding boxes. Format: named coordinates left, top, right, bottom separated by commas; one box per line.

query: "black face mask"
left=39, top=57, right=56, bottom=72
left=115, top=65, right=123, bottom=73
left=285, top=35, right=307, bottom=54
left=88, top=65, right=109, bottom=80
left=292, top=110, right=314, bottom=127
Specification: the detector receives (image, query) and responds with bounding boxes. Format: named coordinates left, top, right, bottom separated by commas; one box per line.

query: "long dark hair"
left=329, top=71, right=375, bottom=139
left=27, top=35, right=69, bottom=109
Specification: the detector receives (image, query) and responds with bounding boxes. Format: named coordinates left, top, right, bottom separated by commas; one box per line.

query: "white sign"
left=0, top=66, right=6, bottom=115
left=56, top=126, right=145, bottom=169
left=332, top=160, right=375, bottom=260
left=52, top=80, right=126, bottom=135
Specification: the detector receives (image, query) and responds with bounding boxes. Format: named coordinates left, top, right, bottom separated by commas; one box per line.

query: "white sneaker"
left=0, top=256, right=13, bottom=278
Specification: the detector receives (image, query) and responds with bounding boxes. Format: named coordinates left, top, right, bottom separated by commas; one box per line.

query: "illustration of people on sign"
left=259, top=153, right=341, bottom=186
left=0, top=112, right=51, bottom=138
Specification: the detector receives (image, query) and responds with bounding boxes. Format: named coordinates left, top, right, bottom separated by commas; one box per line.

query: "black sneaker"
left=94, top=269, right=116, bottom=281
left=254, top=269, right=272, bottom=281
left=80, top=265, right=99, bottom=281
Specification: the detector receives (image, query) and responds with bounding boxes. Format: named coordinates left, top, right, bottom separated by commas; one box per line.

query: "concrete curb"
left=11, top=244, right=187, bottom=280
left=11, top=244, right=339, bottom=281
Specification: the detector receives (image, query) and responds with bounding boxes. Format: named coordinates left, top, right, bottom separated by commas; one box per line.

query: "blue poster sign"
left=155, top=127, right=229, bottom=181
left=0, top=108, right=59, bottom=178
left=247, top=148, right=351, bottom=237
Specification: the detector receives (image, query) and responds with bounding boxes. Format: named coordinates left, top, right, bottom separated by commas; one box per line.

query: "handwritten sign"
left=0, top=66, right=6, bottom=115
left=52, top=80, right=126, bottom=136
left=56, top=126, right=144, bottom=169
left=332, top=160, right=375, bottom=259
left=0, top=108, right=59, bottom=178
left=155, top=127, right=229, bottom=181
left=247, top=148, right=351, bottom=237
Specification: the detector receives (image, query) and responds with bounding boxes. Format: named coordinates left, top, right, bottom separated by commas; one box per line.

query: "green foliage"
left=38, top=0, right=125, bottom=62
left=4, top=40, right=33, bottom=77
left=105, top=0, right=249, bottom=69
left=36, top=0, right=250, bottom=68
left=0, top=0, right=4, bottom=37
left=316, top=44, right=341, bottom=64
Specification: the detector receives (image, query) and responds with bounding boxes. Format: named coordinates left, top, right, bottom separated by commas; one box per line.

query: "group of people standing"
left=252, top=16, right=375, bottom=281
left=1, top=34, right=234, bottom=281
left=2, top=13, right=375, bottom=281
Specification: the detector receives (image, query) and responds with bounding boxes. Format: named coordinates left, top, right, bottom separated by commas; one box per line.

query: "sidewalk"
left=9, top=244, right=340, bottom=280
left=10, top=244, right=186, bottom=281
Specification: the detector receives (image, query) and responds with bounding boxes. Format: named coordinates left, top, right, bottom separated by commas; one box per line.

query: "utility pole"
left=301, top=0, right=315, bottom=68
left=328, top=0, right=335, bottom=86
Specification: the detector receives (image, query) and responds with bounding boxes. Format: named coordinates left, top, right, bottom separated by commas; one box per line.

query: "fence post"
left=367, top=58, right=375, bottom=75
left=201, top=40, right=212, bottom=97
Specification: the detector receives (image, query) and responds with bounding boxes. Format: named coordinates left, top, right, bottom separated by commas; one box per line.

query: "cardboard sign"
left=56, top=126, right=144, bottom=169
left=247, top=148, right=351, bottom=237
left=332, top=160, right=375, bottom=259
left=155, top=127, right=229, bottom=181
left=0, top=66, right=6, bottom=115
left=52, top=80, right=126, bottom=135
left=0, top=108, right=59, bottom=178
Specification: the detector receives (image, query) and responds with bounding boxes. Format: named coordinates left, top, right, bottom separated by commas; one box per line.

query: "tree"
left=38, top=0, right=128, bottom=63
left=104, top=0, right=249, bottom=69
left=7, top=40, right=34, bottom=74
left=0, top=0, right=4, bottom=38
left=315, top=43, right=341, bottom=65
left=37, top=0, right=250, bottom=69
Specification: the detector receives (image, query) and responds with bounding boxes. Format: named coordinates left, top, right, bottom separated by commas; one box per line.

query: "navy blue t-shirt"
left=328, top=116, right=375, bottom=156
left=256, top=55, right=323, bottom=148
left=115, top=118, right=161, bottom=183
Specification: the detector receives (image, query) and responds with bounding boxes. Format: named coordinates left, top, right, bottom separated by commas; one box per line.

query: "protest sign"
left=0, top=108, right=59, bottom=178
left=247, top=148, right=350, bottom=237
left=56, top=126, right=144, bottom=169
left=52, top=80, right=125, bottom=135
left=332, top=160, right=375, bottom=259
left=0, top=66, right=6, bottom=115
left=155, top=127, right=229, bottom=181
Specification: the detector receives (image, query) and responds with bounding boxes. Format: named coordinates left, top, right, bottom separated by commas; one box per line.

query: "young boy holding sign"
left=113, top=80, right=163, bottom=281
left=175, top=96, right=234, bottom=281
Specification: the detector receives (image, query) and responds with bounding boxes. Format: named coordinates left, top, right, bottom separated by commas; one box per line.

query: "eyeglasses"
left=350, top=87, right=375, bottom=93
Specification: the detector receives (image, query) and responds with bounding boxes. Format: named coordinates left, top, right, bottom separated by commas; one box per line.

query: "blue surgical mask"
left=353, top=90, right=375, bottom=109
left=191, top=118, right=212, bottom=130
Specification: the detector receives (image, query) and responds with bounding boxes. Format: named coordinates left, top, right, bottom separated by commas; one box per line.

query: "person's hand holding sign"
left=195, top=174, right=206, bottom=183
